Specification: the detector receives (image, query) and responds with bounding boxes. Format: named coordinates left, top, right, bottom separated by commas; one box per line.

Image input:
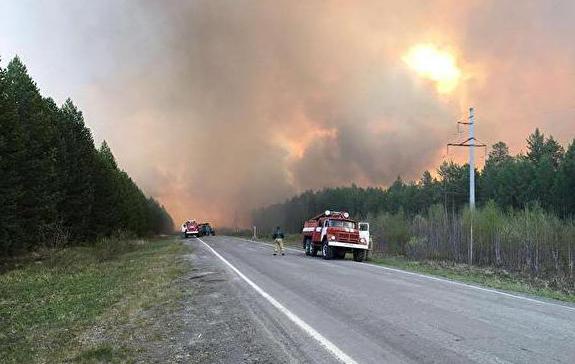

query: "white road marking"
left=197, top=237, right=358, bottom=364
left=225, top=236, right=575, bottom=312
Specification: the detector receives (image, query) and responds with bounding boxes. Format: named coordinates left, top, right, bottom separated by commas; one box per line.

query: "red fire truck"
left=302, top=210, right=368, bottom=261
left=181, top=219, right=200, bottom=238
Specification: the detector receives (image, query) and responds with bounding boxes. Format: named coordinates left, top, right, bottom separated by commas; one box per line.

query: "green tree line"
left=0, top=56, right=174, bottom=255
left=253, top=128, right=575, bottom=233
left=252, top=125, right=575, bottom=279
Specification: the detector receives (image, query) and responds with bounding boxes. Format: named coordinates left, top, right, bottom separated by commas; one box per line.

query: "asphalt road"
left=190, top=236, right=575, bottom=364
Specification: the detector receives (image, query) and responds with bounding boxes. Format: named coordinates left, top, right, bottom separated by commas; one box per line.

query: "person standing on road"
left=272, top=226, right=285, bottom=256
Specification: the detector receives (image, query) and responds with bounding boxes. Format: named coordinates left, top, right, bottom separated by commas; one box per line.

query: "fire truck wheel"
left=353, top=249, right=366, bottom=262
left=304, top=239, right=312, bottom=256
left=322, top=239, right=333, bottom=260
left=310, top=244, right=318, bottom=257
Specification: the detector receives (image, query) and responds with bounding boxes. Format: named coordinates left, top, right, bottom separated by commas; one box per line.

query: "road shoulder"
left=182, top=237, right=334, bottom=363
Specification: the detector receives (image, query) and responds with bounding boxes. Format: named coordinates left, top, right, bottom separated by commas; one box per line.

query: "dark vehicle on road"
left=198, top=223, right=215, bottom=236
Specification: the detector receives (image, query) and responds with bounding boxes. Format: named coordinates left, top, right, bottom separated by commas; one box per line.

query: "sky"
left=1, top=1, right=575, bottom=226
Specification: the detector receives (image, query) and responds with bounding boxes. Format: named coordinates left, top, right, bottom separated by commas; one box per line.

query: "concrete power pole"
left=469, top=107, right=475, bottom=210
left=447, top=107, right=485, bottom=265
left=468, top=108, right=476, bottom=266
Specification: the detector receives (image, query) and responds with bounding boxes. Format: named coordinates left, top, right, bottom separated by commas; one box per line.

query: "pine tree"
left=437, top=161, right=468, bottom=211
left=4, top=56, right=61, bottom=247
left=92, top=141, right=122, bottom=236
left=56, top=99, right=97, bottom=241
left=555, top=140, right=575, bottom=216
left=543, top=136, right=564, bottom=169
left=487, top=142, right=511, bottom=166
left=525, top=129, right=565, bottom=210
left=0, top=58, right=26, bottom=254
left=482, top=142, right=515, bottom=207
left=526, top=128, right=546, bottom=164
left=417, top=170, right=439, bottom=212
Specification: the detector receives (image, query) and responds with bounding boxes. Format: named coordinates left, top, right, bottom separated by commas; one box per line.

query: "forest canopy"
left=0, top=56, right=174, bottom=255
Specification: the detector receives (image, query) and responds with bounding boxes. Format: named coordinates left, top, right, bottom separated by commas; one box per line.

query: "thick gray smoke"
left=2, top=1, right=575, bottom=225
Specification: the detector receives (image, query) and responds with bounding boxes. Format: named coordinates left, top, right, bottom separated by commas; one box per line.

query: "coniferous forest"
left=253, top=128, right=575, bottom=278
left=0, top=56, right=174, bottom=256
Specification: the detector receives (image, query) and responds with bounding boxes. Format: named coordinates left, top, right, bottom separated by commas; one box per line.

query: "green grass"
left=370, top=256, right=575, bottom=304
left=0, top=236, right=189, bottom=363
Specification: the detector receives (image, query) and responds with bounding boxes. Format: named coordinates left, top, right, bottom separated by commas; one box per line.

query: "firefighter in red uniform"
left=272, top=226, right=285, bottom=256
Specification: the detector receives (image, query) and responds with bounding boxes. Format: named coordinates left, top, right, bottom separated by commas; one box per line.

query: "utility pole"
left=469, top=107, right=475, bottom=209
left=447, top=107, right=486, bottom=265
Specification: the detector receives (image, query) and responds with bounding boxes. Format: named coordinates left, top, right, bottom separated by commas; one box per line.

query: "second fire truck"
left=181, top=219, right=200, bottom=238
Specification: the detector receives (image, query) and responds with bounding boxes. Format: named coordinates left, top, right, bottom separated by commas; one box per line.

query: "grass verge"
left=0, top=236, right=190, bottom=363
left=369, top=255, right=575, bottom=304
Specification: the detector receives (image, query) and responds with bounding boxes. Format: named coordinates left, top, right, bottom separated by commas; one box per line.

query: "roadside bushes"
left=370, top=202, right=575, bottom=279
left=366, top=210, right=410, bottom=255
left=93, top=232, right=147, bottom=262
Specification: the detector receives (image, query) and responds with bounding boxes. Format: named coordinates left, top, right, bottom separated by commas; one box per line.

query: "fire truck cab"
left=302, top=210, right=368, bottom=262
left=181, top=219, right=200, bottom=238
left=359, top=222, right=370, bottom=248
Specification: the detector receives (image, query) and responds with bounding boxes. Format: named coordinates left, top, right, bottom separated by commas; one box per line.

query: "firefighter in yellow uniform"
left=272, top=226, right=285, bottom=255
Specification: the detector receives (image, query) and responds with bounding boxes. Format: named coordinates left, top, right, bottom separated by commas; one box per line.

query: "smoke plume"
left=2, top=1, right=575, bottom=226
